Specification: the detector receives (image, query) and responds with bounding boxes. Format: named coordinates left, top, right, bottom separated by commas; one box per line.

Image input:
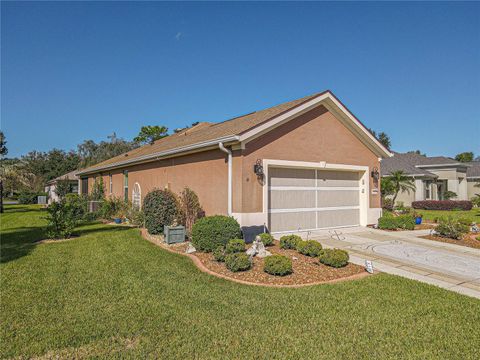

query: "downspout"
left=218, top=142, right=233, bottom=216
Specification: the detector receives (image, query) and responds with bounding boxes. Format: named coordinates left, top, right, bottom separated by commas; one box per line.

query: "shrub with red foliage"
left=412, top=200, right=473, bottom=211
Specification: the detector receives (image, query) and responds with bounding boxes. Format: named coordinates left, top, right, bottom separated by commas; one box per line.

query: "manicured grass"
left=1, top=205, right=480, bottom=358
left=416, top=208, right=480, bottom=223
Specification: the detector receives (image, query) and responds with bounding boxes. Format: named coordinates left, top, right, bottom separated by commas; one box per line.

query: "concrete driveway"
left=307, top=227, right=480, bottom=299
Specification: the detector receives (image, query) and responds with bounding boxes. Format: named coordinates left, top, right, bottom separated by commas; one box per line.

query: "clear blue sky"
left=2, top=1, right=479, bottom=158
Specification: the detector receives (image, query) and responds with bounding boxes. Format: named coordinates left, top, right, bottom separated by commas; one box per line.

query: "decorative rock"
left=246, top=246, right=256, bottom=256
left=185, top=244, right=196, bottom=254
left=292, top=256, right=298, bottom=260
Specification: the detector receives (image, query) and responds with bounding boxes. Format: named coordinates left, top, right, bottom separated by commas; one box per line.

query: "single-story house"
left=45, top=170, right=79, bottom=204
left=381, top=152, right=480, bottom=206
left=76, top=90, right=392, bottom=234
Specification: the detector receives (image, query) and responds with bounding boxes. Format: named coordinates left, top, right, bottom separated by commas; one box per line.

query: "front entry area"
left=267, top=166, right=363, bottom=233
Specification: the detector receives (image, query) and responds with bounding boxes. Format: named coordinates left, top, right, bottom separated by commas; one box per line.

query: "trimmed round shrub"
left=319, top=248, right=349, bottom=268
left=279, top=234, right=302, bottom=250
left=296, top=240, right=322, bottom=257
left=143, top=189, right=179, bottom=235
left=191, top=215, right=241, bottom=252
left=225, top=253, right=251, bottom=272
left=259, top=233, right=274, bottom=246
left=213, top=246, right=226, bottom=262
left=264, top=255, right=293, bottom=276
left=226, top=239, right=245, bottom=254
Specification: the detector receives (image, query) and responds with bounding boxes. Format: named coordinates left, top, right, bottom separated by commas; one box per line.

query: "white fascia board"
left=239, top=91, right=393, bottom=158
left=77, top=135, right=240, bottom=175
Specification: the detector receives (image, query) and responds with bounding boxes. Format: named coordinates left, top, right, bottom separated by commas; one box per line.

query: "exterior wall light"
left=254, top=159, right=264, bottom=177
left=371, top=167, right=379, bottom=181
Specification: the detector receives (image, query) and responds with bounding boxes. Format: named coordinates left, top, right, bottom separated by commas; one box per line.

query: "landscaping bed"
left=420, top=233, right=480, bottom=250
left=150, top=236, right=366, bottom=286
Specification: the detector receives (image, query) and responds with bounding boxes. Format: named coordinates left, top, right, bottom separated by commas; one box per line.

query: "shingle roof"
left=382, top=152, right=471, bottom=177
left=78, top=92, right=324, bottom=174
left=381, top=152, right=437, bottom=177
left=467, top=161, right=480, bottom=178
left=47, top=170, right=78, bottom=184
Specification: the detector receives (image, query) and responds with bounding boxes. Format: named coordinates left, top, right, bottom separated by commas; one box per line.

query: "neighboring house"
left=45, top=170, right=79, bottom=204
left=467, top=161, right=480, bottom=199
left=76, top=90, right=392, bottom=234
left=381, top=152, right=478, bottom=206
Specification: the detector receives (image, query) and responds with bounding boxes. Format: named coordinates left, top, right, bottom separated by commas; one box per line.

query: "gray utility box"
left=164, top=225, right=186, bottom=244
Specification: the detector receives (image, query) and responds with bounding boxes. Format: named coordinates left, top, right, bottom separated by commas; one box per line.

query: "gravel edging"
left=140, top=229, right=371, bottom=288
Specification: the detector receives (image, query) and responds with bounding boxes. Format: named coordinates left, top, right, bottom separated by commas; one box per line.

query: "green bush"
left=396, top=214, right=415, bottom=230
left=264, top=255, right=293, bottom=276
left=213, top=246, right=226, bottom=262
left=65, top=194, right=88, bottom=222
left=98, top=197, right=125, bottom=220
left=318, top=248, right=349, bottom=268
left=125, top=205, right=145, bottom=227
left=279, top=234, right=302, bottom=250
left=378, top=213, right=415, bottom=230
left=191, top=215, right=242, bottom=252
left=296, top=240, right=322, bottom=257
left=436, top=217, right=470, bottom=240
left=143, top=189, right=179, bottom=234
left=45, top=201, right=77, bottom=239
left=225, top=253, right=251, bottom=272
left=476, top=236, right=480, bottom=241
left=226, top=239, right=245, bottom=254
left=259, top=233, right=274, bottom=246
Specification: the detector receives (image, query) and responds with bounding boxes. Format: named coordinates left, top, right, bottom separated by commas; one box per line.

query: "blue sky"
left=2, top=1, right=479, bottom=158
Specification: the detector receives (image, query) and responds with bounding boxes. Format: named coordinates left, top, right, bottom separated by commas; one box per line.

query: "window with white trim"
left=109, top=174, right=113, bottom=194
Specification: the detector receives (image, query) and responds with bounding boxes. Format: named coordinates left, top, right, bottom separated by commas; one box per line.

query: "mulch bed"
left=168, top=240, right=366, bottom=286
left=419, top=233, right=480, bottom=250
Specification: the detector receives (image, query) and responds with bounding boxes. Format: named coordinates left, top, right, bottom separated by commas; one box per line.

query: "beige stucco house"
left=76, top=91, right=392, bottom=234
left=382, top=153, right=479, bottom=206
left=45, top=170, right=79, bottom=204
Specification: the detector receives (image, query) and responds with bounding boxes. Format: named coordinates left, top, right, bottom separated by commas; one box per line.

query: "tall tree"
left=77, top=137, right=137, bottom=168
left=385, top=170, right=416, bottom=206
left=134, top=125, right=169, bottom=145
left=0, top=131, right=8, bottom=213
left=377, top=132, right=391, bottom=149
left=367, top=128, right=391, bottom=149
left=455, top=152, right=474, bottom=163
left=407, top=150, right=426, bottom=156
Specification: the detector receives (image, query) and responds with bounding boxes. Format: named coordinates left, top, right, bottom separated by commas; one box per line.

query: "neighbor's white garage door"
left=268, top=167, right=361, bottom=233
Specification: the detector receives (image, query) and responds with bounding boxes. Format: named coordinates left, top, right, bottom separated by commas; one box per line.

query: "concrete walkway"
left=306, top=227, right=480, bottom=299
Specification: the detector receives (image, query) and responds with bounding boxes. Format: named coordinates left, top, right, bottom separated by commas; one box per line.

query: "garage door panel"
left=317, top=190, right=359, bottom=207
left=269, top=168, right=315, bottom=187
left=269, top=211, right=316, bottom=233
left=317, top=170, right=360, bottom=187
left=269, top=190, right=316, bottom=209
left=317, top=209, right=360, bottom=228
left=268, top=167, right=361, bottom=233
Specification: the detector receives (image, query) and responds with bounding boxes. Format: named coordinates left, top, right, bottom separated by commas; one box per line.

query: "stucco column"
left=457, top=178, right=468, bottom=200
left=447, top=179, right=460, bottom=198
left=414, top=179, right=424, bottom=201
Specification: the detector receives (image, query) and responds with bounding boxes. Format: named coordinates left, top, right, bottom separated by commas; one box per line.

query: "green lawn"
left=416, top=208, right=480, bottom=223
left=1, top=205, right=480, bottom=359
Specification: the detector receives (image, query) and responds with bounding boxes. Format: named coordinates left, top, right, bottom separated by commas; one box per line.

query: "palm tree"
left=386, top=170, right=416, bottom=206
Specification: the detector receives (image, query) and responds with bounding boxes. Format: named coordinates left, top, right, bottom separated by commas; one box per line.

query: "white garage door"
left=268, top=167, right=361, bottom=233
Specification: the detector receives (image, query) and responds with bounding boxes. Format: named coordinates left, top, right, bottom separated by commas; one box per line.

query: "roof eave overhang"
left=238, top=91, right=393, bottom=159
left=76, top=135, right=240, bottom=176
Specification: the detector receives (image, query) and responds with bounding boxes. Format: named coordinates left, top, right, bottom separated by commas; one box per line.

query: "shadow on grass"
left=1, top=222, right=133, bottom=264
left=2, top=205, right=46, bottom=214
left=0, top=226, right=45, bottom=263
